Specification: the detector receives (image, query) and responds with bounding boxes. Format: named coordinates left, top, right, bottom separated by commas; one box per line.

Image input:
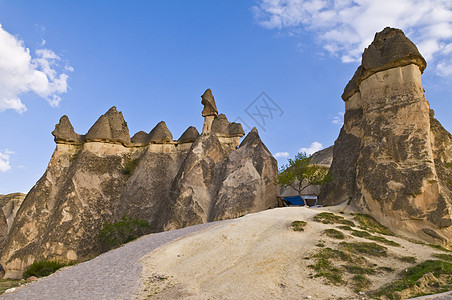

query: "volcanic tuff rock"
left=0, top=193, right=25, bottom=253
left=177, top=126, right=199, bottom=144
left=1, top=89, right=277, bottom=278
left=320, top=27, right=452, bottom=247
left=166, top=127, right=277, bottom=229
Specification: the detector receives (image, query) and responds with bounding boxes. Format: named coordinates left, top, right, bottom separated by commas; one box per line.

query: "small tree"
left=275, top=152, right=332, bottom=205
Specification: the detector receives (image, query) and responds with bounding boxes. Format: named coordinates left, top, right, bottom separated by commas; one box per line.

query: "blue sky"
left=0, top=0, right=451, bottom=194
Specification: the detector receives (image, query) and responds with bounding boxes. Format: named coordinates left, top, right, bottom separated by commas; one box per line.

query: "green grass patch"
left=0, top=279, right=22, bottom=294
left=291, top=220, right=307, bottom=232
left=398, top=256, right=417, bottom=263
left=98, top=216, right=151, bottom=250
left=350, top=229, right=400, bottom=246
left=352, top=274, right=371, bottom=292
left=121, top=158, right=140, bottom=175
left=316, top=243, right=325, bottom=247
left=378, top=266, right=395, bottom=272
left=340, top=242, right=388, bottom=257
left=343, top=265, right=376, bottom=275
left=323, top=229, right=346, bottom=239
left=23, top=259, right=76, bottom=279
left=353, top=214, right=393, bottom=235
left=433, top=253, right=452, bottom=262
left=371, top=260, right=452, bottom=299
left=313, top=212, right=355, bottom=227
left=351, top=229, right=372, bottom=238
left=308, top=248, right=345, bottom=285
left=426, top=244, right=452, bottom=252
left=337, top=225, right=353, bottom=231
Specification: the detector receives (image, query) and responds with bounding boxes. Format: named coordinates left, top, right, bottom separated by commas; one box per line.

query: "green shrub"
left=23, top=259, right=75, bottom=279
left=121, top=158, right=140, bottom=175
left=98, top=216, right=151, bottom=250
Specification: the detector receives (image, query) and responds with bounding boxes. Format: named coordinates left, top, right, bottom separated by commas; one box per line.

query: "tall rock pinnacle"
left=201, top=89, right=218, bottom=117
left=320, top=27, right=452, bottom=247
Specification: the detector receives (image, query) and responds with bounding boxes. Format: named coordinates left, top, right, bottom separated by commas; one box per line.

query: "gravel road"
left=0, top=221, right=225, bottom=300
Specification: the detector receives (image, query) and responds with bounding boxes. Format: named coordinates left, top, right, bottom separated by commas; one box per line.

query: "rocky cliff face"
left=1, top=90, right=278, bottom=278
left=320, top=27, right=452, bottom=247
left=0, top=193, right=25, bottom=254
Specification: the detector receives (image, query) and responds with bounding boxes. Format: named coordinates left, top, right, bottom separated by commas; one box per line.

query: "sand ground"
left=137, top=205, right=449, bottom=300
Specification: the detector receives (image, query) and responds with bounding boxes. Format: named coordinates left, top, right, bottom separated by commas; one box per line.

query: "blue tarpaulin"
left=283, top=196, right=305, bottom=206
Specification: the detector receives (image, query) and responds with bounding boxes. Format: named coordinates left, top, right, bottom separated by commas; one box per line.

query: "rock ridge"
left=0, top=90, right=278, bottom=278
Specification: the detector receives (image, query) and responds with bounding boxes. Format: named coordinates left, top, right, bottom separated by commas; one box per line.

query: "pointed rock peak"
left=239, top=127, right=262, bottom=148
left=211, top=114, right=230, bottom=135
left=106, top=106, right=118, bottom=114
left=148, top=121, right=173, bottom=143
left=177, top=126, right=199, bottom=144
left=85, top=107, right=130, bottom=144
left=342, top=27, right=427, bottom=101
left=201, top=88, right=218, bottom=117
left=228, top=122, right=245, bottom=137
left=131, top=131, right=149, bottom=145
left=52, top=115, right=83, bottom=144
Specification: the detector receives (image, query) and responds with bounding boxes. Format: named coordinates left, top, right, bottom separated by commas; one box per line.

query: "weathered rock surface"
left=0, top=193, right=25, bottom=253
left=320, top=27, right=452, bottom=247
left=201, top=89, right=218, bottom=117
left=147, top=121, right=173, bottom=144
left=52, top=116, right=84, bottom=144
left=177, top=126, right=199, bottom=144
left=1, top=93, right=278, bottom=278
left=85, top=106, right=131, bottom=145
left=165, top=127, right=278, bottom=229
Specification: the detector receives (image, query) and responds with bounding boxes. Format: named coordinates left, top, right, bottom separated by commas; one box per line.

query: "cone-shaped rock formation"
left=147, top=121, right=173, bottom=144
left=0, top=90, right=277, bottom=278
left=319, top=27, right=452, bottom=247
left=85, top=106, right=131, bottom=145
left=177, top=126, right=200, bottom=144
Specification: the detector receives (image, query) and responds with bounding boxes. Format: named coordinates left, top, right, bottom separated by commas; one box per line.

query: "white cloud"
left=0, top=149, right=14, bottom=172
left=332, top=111, right=344, bottom=125
left=254, top=0, right=452, bottom=76
left=275, top=151, right=290, bottom=158
left=0, top=24, right=71, bottom=113
left=299, top=142, right=323, bottom=155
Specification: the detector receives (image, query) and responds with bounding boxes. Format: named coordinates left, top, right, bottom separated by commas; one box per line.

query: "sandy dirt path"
left=0, top=221, right=226, bottom=300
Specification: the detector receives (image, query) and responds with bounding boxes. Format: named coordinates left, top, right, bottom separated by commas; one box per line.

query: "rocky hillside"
left=320, top=27, right=452, bottom=248
left=0, top=89, right=278, bottom=278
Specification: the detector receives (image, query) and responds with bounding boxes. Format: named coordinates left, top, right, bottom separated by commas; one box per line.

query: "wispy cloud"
left=275, top=151, right=290, bottom=158
left=253, top=0, right=452, bottom=76
left=299, top=141, right=323, bottom=155
left=0, top=24, right=72, bottom=113
left=0, top=149, right=14, bottom=172
left=332, top=112, right=344, bottom=125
